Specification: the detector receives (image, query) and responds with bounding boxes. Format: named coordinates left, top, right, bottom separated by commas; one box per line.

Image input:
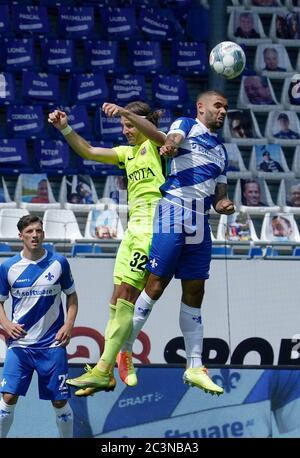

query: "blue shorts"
left=0, top=347, right=70, bottom=401
left=147, top=198, right=212, bottom=280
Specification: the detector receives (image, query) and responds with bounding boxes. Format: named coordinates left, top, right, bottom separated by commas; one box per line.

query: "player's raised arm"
left=102, top=102, right=166, bottom=146
left=48, top=109, right=119, bottom=165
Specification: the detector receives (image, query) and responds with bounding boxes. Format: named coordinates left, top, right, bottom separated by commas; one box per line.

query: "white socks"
left=179, top=301, right=203, bottom=368
left=53, top=402, right=74, bottom=438
left=121, top=290, right=156, bottom=353
left=0, top=397, right=15, bottom=438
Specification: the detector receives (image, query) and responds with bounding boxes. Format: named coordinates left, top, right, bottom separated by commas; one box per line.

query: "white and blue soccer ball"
left=209, top=41, right=246, bottom=79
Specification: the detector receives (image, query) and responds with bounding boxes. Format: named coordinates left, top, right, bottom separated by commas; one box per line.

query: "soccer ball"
left=209, top=41, right=246, bottom=79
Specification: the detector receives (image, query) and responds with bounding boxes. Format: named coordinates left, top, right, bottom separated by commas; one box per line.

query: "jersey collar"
left=195, top=118, right=218, bottom=137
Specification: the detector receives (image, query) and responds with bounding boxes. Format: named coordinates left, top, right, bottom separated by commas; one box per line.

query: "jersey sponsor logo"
left=190, top=142, right=224, bottom=169
left=165, top=420, right=250, bottom=438
left=118, top=392, right=163, bottom=408
left=14, top=287, right=55, bottom=298
left=15, top=278, right=31, bottom=283
left=128, top=167, right=155, bottom=182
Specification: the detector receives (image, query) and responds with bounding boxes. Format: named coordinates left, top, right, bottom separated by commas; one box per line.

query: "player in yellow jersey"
left=48, top=102, right=166, bottom=395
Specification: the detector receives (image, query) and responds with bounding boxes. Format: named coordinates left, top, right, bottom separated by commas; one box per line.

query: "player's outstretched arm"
left=213, top=183, right=235, bottom=215
left=48, top=109, right=119, bottom=165
left=102, top=103, right=166, bottom=146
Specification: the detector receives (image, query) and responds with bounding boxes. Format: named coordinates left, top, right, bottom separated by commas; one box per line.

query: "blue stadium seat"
left=11, top=5, right=50, bottom=38
left=0, top=5, right=11, bottom=37
left=68, top=72, right=108, bottom=106
left=99, top=7, right=137, bottom=40
left=3, top=38, right=36, bottom=72
left=0, top=242, right=12, bottom=254
left=76, top=141, right=118, bottom=176
left=152, top=74, right=189, bottom=109
left=186, top=7, right=209, bottom=41
left=40, top=39, right=76, bottom=74
left=71, top=243, right=93, bottom=257
left=84, top=40, right=121, bottom=74
left=0, top=73, right=17, bottom=106
left=95, top=108, right=124, bottom=142
left=248, top=246, right=263, bottom=258
left=139, top=8, right=184, bottom=41
left=57, top=6, right=95, bottom=39
left=211, top=246, right=233, bottom=257
left=110, top=73, right=147, bottom=105
left=0, top=138, right=32, bottom=174
left=22, top=71, right=60, bottom=106
left=50, top=105, right=92, bottom=140
left=127, top=41, right=163, bottom=74
left=6, top=105, right=45, bottom=139
left=158, top=108, right=173, bottom=134
left=171, top=41, right=208, bottom=76
left=42, top=242, right=55, bottom=252
left=293, top=247, right=300, bottom=256
left=34, top=139, right=70, bottom=175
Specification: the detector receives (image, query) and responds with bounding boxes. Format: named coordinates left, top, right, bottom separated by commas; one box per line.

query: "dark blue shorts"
left=0, top=347, right=70, bottom=401
left=147, top=198, right=212, bottom=280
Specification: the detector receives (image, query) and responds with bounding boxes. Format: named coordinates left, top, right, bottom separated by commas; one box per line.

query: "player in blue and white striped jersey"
left=120, top=90, right=235, bottom=395
left=0, top=215, right=78, bottom=438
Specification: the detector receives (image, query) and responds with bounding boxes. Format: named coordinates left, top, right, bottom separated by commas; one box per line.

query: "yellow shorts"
left=113, top=224, right=153, bottom=291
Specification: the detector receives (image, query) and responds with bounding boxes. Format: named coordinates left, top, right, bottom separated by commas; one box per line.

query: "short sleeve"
left=59, top=257, right=76, bottom=295
left=168, top=117, right=195, bottom=139
left=112, top=146, right=130, bottom=169
left=0, top=264, right=9, bottom=301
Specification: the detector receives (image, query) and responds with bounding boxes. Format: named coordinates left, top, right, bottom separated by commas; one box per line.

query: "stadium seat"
left=211, top=245, right=233, bottom=257
left=238, top=75, right=282, bottom=112
left=15, top=173, right=60, bottom=210
left=99, top=7, right=137, bottom=40
left=260, top=212, right=300, bottom=243
left=157, top=108, right=173, bottom=134
left=217, top=211, right=259, bottom=242
left=249, top=144, right=294, bottom=181
left=0, top=5, right=11, bottom=37
left=68, top=72, right=108, bottom=106
left=0, top=208, right=29, bottom=239
left=171, top=41, right=208, bottom=76
left=247, top=246, right=263, bottom=258
left=84, top=40, right=121, bottom=74
left=224, top=143, right=252, bottom=179
left=3, top=38, right=36, bottom=72
left=0, top=242, right=12, bottom=254
left=102, top=175, right=128, bottom=205
left=254, top=44, right=294, bottom=79
left=277, top=178, right=300, bottom=214
left=0, top=73, right=17, bottom=106
left=51, top=105, right=92, bottom=140
left=223, top=109, right=266, bottom=146
left=234, top=178, right=280, bottom=215
left=292, top=246, right=300, bottom=256
left=43, top=209, right=83, bottom=241
left=152, top=74, right=189, bottom=109
left=281, top=76, right=300, bottom=112
left=265, top=110, right=300, bottom=147
left=59, top=174, right=99, bottom=212
left=93, top=106, right=123, bottom=142
left=227, top=10, right=271, bottom=46
left=127, top=41, right=163, bottom=74
left=186, top=7, right=209, bottom=41
left=0, top=139, right=31, bottom=174
left=42, top=242, right=55, bottom=253
left=6, top=105, right=45, bottom=139
left=84, top=206, right=124, bottom=240
left=22, top=71, right=60, bottom=106
left=33, top=139, right=70, bottom=175
left=0, top=176, right=16, bottom=208
left=71, top=243, right=93, bottom=257
left=40, top=39, right=76, bottom=74
left=269, top=12, right=300, bottom=47
left=139, top=8, right=183, bottom=41
left=244, top=0, right=284, bottom=13
left=110, top=74, right=147, bottom=105
left=11, top=5, right=50, bottom=38
left=57, top=6, right=95, bottom=39
left=291, top=146, right=300, bottom=178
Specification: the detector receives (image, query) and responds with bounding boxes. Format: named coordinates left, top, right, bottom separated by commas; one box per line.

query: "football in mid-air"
left=209, top=41, right=246, bottom=79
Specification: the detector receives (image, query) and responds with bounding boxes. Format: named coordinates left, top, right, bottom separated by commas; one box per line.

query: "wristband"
left=61, top=125, right=73, bottom=136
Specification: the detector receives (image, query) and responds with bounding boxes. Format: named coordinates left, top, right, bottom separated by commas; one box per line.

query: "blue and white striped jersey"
left=160, top=117, right=228, bottom=213
left=0, top=250, right=75, bottom=349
